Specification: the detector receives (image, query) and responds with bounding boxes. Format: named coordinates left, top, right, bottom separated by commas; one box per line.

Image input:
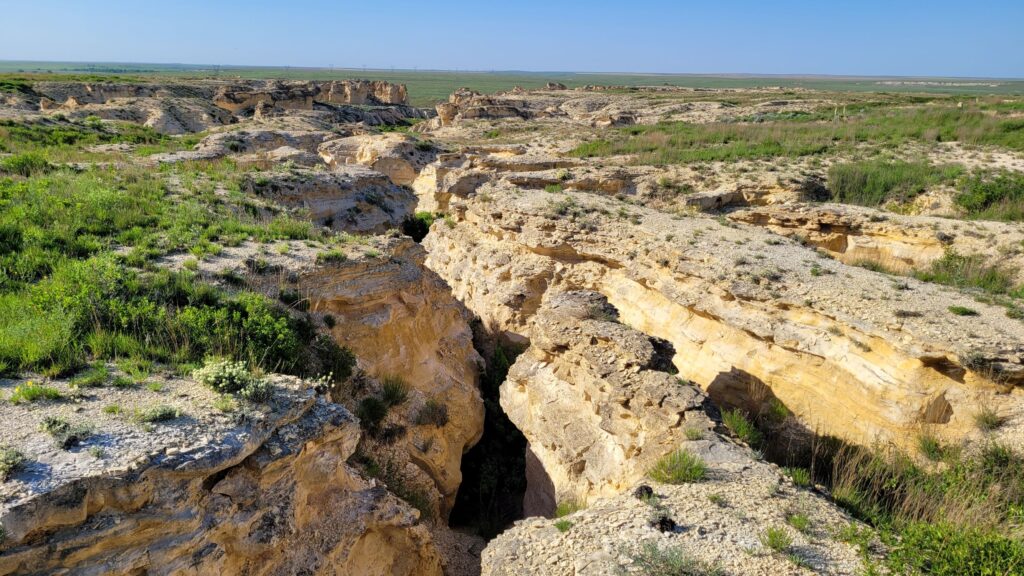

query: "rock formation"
left=0, top=377, right=442, bottom=575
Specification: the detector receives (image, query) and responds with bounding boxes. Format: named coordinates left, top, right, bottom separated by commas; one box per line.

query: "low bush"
left=357, top=397, right=389, bottom=431
left=955, top=170, right=1024, bottom=221
left=887, top=522, right=1024, bottom=576
left=0, top=446, right=25, bottom=480
left=40, top=416, right=92, bottom=448
left=648, top=448, right=707, bottom=484
left=555, top=497, right=585, bottom=518
left=133, top=404, right=181, bottom=423
left=0, top=151, right=51, bottom=176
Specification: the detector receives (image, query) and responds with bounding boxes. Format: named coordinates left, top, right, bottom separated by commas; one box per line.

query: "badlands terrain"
left=0, top=75, right=1023, bottom=575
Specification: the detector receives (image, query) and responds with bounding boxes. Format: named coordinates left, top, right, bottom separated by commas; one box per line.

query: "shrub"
left=544, top=184, right=564, bottom=193
left=193, top=358, right=273, bottom=402
left=0, top=151, right=51, bottom=176
left=914, top=250, right=1017, bottom=296
left=722, top=408, right=762, bottom=447
left=626, top=541, right=724, bottom=576
left=8, top=381, right=63, bottom=404
left=0, top=446, right=25, bottom=480
left=381, top=375, right=409, bottom=407
left=415, top=399, right=449, bottom=427
left=648, top=448, right=707, bottom=484
left=40, top=416, right=92, bottom=448
left=760, top=526, right=793, bottom=553
left=955, top=170, right=1024, bottom=221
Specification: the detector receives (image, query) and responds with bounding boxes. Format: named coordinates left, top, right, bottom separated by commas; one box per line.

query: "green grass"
left=955, top=170, right=1024, bottom=221
left=554, top=519, right=573, bottom=533
left=886, top=522, right=1024, bottom=576
left=827, top=160, right=963, bottom=207
left=722, top=408, right=763, bottom=447
left=914, top=250, right=1019, bottom=296
left=785, top=467, right=812, bottom=488
left=0, top=159, right=352, bottom=380
left=760, top=526, right=793, bottom=552
left=973, top=407, right=1005, bottom=431
left=948, top=305, right=979, bottom=316
left=555, top=497, right=586, bottom=518
left=71, top=364, right=109, bottom=388
left=569, top=104, right=1024, bottom=166
left=648, top=448, right=707, bottom=484
left=8, top=381, right=63, bottom=403
left=786, top=512, right=811, bottom=533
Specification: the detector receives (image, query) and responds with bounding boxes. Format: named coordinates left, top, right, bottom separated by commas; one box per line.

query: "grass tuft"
left=648, top=448, right=707, bottom=484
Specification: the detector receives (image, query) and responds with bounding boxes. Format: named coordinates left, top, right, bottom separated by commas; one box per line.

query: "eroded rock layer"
left=0, top=378, right=442, bottom=576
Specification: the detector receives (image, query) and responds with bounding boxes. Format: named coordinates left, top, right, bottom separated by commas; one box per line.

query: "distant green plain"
left=2, top=61, right=1023, bottom=106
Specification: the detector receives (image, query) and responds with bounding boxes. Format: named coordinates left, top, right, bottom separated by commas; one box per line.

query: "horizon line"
left=2, top=59, right=1022, bottom=83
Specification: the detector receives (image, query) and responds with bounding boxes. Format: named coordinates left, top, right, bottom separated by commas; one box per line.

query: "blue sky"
left=1, top=0, right=1021, bottom=78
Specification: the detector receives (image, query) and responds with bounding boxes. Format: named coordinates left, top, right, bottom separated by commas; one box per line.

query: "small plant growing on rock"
left=917, top=432, right=950, bottom=461
left=133, top=404, right=181, bottom=423
left=760, top=526, right=793, bottom=553
left=684, top=427, right=704, bottom=441
left=722, top=409, right=762, bottom=447
left=40, top=416, right=92, bottom=449
left=625, top=541, right=724, bottom=576
left=555, top=496, right=586, bottom=518
left=707, top=493, right=726, bottom=507
left=785, top=467, right=812, bottom=488
left=948, top=305, right=979, bottom=316
left=0, top=446, right=25, bottom=481
left=554, top=519, right=573, bottom=533
left=973, top=406, right=1005, bottom=431
left=193, top=359, right=272, bottom=403
left=316, top=249, right=347, bottom=264
left=381, top=376, right=410, bottom=407
left=648, top=448, right=707, bottom=484
left=357, top=397, right=389, bottom=431
left=786, top=512, right=811, bottom=533
left=415, top=399, right=449, bottom=427
left=9, top=381, right=63, bottom=404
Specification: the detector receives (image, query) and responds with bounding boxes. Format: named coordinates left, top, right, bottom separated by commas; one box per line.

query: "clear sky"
left=1, top=0, right=1021, bottom=78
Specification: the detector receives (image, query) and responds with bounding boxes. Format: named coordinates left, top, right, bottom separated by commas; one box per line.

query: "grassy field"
left=2, top=61, right=1024, bottom=106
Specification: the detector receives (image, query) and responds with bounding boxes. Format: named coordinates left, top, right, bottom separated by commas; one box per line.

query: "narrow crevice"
left=448, top=321, right=528, bottom=540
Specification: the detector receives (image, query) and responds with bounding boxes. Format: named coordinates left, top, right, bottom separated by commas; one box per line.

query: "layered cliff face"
left=424, top=181, right=1024, bottom=455
left=483, top=293, right=872, bottom=575
left=0, top=377, right=442, bottom=576
left=164, top=237, right=485, bottom=519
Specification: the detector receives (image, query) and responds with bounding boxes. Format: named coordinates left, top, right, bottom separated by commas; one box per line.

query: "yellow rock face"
left=425, top=185, right=1024, bottom=456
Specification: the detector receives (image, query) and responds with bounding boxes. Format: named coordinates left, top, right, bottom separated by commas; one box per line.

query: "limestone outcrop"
left=164, top=238, right=485, bottom=518
left=501, top=291, right=711, bottom=511
left=425, top=182, right=1024, bottom=455
left=0, top=376, right=442, bottom=575
left=319, top=133, right=439, bottom=186
left=243, top=165, right=417, bottom=233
